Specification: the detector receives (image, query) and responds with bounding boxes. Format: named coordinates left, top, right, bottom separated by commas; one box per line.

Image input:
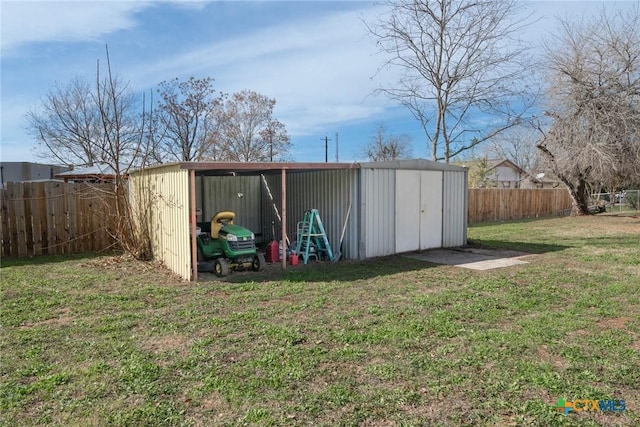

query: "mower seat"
left=211, top=211, right=235, bottom=239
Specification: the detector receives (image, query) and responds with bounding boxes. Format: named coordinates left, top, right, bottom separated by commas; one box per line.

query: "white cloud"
left=0, top=1, right=151, bottom=55
left=2, top=0, right=634, bottom=164
left=126, top=5, right=394, bottom=137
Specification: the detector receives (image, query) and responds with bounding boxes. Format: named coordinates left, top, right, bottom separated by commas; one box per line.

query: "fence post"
left=0, top=187, right=9, bottom=258
left=31, top=182, right=45, bottom=256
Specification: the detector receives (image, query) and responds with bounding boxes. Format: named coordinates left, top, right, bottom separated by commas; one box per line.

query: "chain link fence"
left=590, top=189, right=639, bottom=212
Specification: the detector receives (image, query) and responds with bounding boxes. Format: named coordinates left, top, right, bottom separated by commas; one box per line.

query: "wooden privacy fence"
left=2, top=183, right=574, bottom=257
left=1, top=181, right=117, bottom=258
left=468, top=188, right=572, bottom=224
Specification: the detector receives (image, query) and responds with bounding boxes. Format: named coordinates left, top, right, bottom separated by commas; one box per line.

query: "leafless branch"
left=367, top=0, right=538, bottom=162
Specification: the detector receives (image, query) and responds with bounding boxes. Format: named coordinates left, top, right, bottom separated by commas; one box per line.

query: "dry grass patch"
left=17, top=307, right=75, bottom=329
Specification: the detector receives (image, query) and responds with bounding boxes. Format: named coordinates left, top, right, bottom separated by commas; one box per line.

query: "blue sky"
left=1, top=0, right=635, bottom=164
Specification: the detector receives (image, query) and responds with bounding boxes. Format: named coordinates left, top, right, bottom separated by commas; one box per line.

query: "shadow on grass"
left=468, top=217, right=555, bottom=227
left=466, top=239, right=570, bottom=254
left=600, top=210, right=640, bottom=218
left=198, top=254, right=437, bottom=284
left=199, top=237, right=578, bottom=284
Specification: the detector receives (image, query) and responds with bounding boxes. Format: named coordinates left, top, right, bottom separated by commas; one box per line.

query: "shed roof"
left=180, top=161, right=359, bottom=176
left=55, top=163, right=125, bottom=181
left=130, top=159, right=466, bottom=176
left=360, top=158, right=467, bottom=172
left=460, top=158, right=524, bottom=174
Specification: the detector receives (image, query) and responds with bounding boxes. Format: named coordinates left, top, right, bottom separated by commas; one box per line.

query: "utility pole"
left=335, top=132, right=339, bottom=162
left=321, top=136, right=330, bottom=163
left=269, top=128, right=273, bottom=162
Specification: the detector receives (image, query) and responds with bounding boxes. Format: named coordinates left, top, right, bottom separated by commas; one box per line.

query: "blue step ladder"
left=296, top=209, right=335, bottom=264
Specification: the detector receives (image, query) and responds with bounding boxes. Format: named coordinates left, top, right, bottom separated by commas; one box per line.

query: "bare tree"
left=537, top=6, right=640, bottom=215
left=95, top=49, right=152, bottom=258
left=259, top=120, right=291, bottom=162
left=27, top=77, right=107, bottom=167
left=217, top=90, right=291, bottom=162
left=368, top=0, right=537, bottom=163
left=155, top=77, right=224, bottom=162
left=27, top=59, right=146, bottom=170
left=487, top=126, right=541, bottom=174
left=94, top=53, right=148, bottom=175
left=139, top=89, right=165, bottom=166
left=363, top=124, right=412, bottom=161
left=26, top=46, right=152, bottom=258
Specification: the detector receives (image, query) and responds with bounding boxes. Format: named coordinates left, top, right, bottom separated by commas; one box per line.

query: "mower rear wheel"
left=252, top=253, right=266, bottom=272
left=214, top=258, right=229, bottom=277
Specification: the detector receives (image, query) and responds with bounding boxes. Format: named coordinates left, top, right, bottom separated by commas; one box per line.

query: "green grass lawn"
left=1, top=213, right=638, bottom=426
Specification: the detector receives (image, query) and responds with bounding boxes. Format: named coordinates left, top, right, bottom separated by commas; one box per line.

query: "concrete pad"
left=454, top=257, right=529, bottom=270
left=404, top=248, right=530, bottom=270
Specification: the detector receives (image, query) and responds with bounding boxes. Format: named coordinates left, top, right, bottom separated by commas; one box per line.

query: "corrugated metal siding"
left=129, top=164, right=191, bottom=280
left=442, top=170, right=468, bottom=247
left=260, top=173, right=283, bottom=243
left=128, top=161, right=466, bottom=277
left=395, top=170, right=421, bottom=253
left=360, top=168, right=396, bottom=258
left=394, top=170, right=443, bottom=251
left=263, top=169, right=359, bottom=260
left=419, top=171, right=444, bottom=250
left=196, top=176, right=262, bottom=238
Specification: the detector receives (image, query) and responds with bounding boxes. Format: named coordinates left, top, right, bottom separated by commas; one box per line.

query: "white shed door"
left=395, top=170, right=443, bottom=252
left=419, top=171, right=443, bottom=249
left=395, top=170, right=421, bottom=252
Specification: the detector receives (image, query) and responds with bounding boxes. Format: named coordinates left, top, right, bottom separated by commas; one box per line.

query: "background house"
left=55, top=163, right=127, bottom=183
left=520, top=171, right=563, bottom=189
left=0, top=162, right=70, bottom=187
left=460, top=158, right=525, bottom=188
left=484, top=159, right=524, bottom=188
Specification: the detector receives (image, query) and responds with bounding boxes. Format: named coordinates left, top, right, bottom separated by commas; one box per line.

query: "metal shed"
left=129, top=159, right=467, bottom=281
left=359, top=159, right=468, bottom=259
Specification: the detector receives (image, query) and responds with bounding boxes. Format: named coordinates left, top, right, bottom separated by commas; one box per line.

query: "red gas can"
left=265, top=240, right=279, bottom=263
left=288, top=253, right=299, bottom=266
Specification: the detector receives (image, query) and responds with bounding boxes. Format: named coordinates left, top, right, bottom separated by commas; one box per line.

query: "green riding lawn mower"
left=196, top=211, right=266, bottom=277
